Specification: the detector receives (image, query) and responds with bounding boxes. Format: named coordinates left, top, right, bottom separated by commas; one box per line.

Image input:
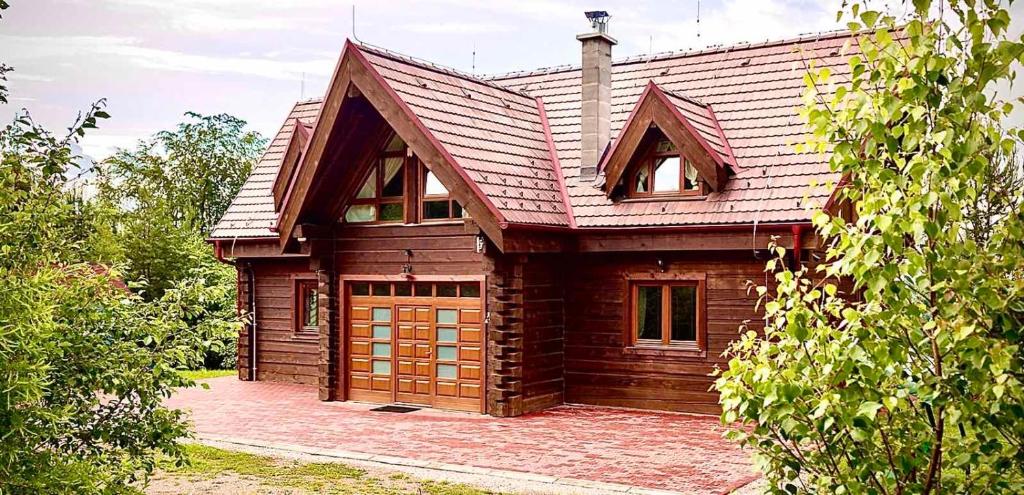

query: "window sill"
left=624, top=345, right=706, bottom=360
left=619, top=195, right=707, bottom=203
left=292, top=331, right=320, bottom=342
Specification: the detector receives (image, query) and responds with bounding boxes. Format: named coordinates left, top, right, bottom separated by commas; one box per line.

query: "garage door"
left=346, top=280, right=484, bottom=413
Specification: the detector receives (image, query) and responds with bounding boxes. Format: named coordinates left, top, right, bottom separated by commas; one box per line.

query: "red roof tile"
left=213, top=30, right=861, bottom=238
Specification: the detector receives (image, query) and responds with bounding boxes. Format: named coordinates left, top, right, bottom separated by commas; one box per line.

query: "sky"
left=0, top=0, right=1021, bottom=162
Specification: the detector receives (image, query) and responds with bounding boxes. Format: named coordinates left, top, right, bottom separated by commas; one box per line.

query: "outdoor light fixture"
left=656, top=258, right=666, bottom=272
left=401, top=249, right=414, bottom=276
left=584, top=10, right=611, bottom=33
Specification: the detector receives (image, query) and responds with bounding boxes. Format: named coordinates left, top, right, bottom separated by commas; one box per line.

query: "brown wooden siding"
left=521, top=255, right=565, bottom=412
left=238, top=258, right=319, bottom=385
left=564, top=251, right=767, bottom=415
left=331, top=223, right=486, bottom=402
left=333, top=224, right=483, bottom=276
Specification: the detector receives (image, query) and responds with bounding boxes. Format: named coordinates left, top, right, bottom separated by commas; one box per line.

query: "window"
left=297, top=280, right=319, bottom=334
left=421, top=163, right=467, bottom=221
left=628, top=138, right=702, bottom=197
left=344, top=134, right=407, bottom=223
left=631, top=282, right=703, bottom=348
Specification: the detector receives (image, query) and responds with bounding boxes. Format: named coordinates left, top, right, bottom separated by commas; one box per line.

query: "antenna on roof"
left=472, top=43, right=476, bottom=75
left=351, top=4, right=362, bottom=43
left=696, top=0, right=701, bottom=38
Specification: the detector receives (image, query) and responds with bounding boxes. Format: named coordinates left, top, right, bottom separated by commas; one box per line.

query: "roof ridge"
left=660, top=87, right=708, bottom=108
left=354, top=41, right=535, bottom=100
left=486, top=27, right=862, bottom=81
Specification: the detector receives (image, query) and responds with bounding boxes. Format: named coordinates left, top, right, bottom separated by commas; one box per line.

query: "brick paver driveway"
left=167, top=377, right=758, bottom=494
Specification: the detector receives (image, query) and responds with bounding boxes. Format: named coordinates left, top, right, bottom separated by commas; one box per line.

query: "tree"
left=716, top=1, right=1024, bottom=494
left=92, top=113, right=263, bottom=370
left=100, top=112, right=265, bottom=236
left=0, top=103, right=203, bottom=494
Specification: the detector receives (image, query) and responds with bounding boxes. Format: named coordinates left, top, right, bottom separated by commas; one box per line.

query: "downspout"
left=214, top=240, right=258, bottom=381
left=790, top=224, right=804, bottom=270
left=245, top=262, right=257, bottom=381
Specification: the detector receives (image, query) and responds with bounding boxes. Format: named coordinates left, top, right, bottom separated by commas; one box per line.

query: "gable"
left=491, top=30, right=860, bottom=228
left=272, top=118, right=312, bottom=211
left=274, top=42, right=574, bottom=252
left=600, top=82, right=730, bottom=195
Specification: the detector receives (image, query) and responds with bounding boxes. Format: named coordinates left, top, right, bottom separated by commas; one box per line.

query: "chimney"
left=577, top=11, right=616, bottom=181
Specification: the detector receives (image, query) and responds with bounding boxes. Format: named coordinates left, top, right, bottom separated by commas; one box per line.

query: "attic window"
left=627, top=138, right=703, bottom=198
left=421, top=164, right=468, bottom=221
left=344, top=135, right=407, bottom=223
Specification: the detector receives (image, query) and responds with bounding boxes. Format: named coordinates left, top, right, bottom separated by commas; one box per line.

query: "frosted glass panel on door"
left=372, top=307, right=391, bottom=322
left=372, top=325, right=391, bottom=339
left=436, top=363, right=457, bottom=379
left=436, top=327, right=457, bottom=342
left=372, top=360, right=391, bottom=375
left=436, top=345, right=457, bottom=361
left=372, top=343, right=391, bottom=357
left=436, top=309, right=457, bottom=324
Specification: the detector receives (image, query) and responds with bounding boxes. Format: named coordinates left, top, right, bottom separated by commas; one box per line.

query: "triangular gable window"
left=623, top=131, right=706, bottom=198
left=344, top=134, right=407, bottom=223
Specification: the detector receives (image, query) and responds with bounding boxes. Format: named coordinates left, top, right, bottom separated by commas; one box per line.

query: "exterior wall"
left=329, top=223, right=485, bottom=402
left=563, top=251, right=767, bottom=415
left=521, top=255, right=565, bottom=412
left=237, top=258, right=320, bottom=385
left=235, top=231, right=772, bottom=417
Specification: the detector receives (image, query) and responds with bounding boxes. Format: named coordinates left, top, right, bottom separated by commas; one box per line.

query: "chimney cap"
left=584, top=10, right=611, bottom=33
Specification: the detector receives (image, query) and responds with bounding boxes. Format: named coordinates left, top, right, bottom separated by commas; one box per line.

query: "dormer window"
left=345, top=135, right=407, bottom=223
left=627, top=138, right=702, bottom=198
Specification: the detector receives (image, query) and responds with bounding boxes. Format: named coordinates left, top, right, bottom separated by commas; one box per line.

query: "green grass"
left=177, top=369, right=235, bottom=381
left=162, top=444, right=499, bottom=495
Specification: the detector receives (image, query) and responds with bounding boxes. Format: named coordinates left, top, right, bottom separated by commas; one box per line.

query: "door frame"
left=337, top=274, right=487, bottom=414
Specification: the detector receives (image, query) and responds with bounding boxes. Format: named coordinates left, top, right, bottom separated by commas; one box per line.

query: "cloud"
left=0, top=34, right=336, bottom=81
left=103, top=0, right=338, bottom=33
left=78, top=133, right=144, bottom=160
left=614, top=0, right=836, bottom=54
left=7, top=72, right=55, bottom=82
left=396, top=22, right=515, bottom=35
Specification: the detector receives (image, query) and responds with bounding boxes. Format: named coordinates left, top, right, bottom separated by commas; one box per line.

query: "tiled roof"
left=493, top=30, right=858, bottom=228
left=358, top=46, right=570, bottom=227
left=212, top=100, right=320, bottom=239
left=660, top=90, right=735, bottom=168
left=212, top=30, right=859, bottom=238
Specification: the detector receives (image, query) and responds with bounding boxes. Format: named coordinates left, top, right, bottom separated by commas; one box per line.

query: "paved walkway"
left=167, top=378, right=759, bottom=494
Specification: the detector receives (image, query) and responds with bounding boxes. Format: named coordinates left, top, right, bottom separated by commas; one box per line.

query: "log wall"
left=563, top=251, right=768, bottom=414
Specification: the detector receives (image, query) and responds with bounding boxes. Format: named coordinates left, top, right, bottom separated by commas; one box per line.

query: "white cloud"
left=0, top=34, right=336, bottom=81
left=78, top=133, right=144, bottom=160
left=614, top=0, right=835, bottom=55
left=7, top=72, right=55, bottom=82
left=397, top=22, right=514, bottom=35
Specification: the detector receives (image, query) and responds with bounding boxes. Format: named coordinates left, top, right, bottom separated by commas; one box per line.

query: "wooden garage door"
left=346, top=280, right=483, bottom=413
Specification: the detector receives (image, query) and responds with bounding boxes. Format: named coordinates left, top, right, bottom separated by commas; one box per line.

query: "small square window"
left=459, top=283, right=480, bottom=298
left=350, top=282, right=370, bottom=296
left=372, top=283, right=390, bottom=296
left=394, top=283, right=412, bottom=296
left=414, top=283, right=433, bottom=297
left=436, top=283, right=457, bottom=297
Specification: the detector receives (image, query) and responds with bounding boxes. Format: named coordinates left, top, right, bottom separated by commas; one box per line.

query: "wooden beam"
left=577, top=230, right=793, bottom=252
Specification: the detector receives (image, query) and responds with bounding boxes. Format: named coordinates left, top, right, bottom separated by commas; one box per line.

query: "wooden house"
left=211, top=18, right=855, bottom=416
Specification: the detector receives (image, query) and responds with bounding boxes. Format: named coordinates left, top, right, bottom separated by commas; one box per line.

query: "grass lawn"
left=148, top=444, right=500, bottom=495
left=177, top=369, right=236, bottom=381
